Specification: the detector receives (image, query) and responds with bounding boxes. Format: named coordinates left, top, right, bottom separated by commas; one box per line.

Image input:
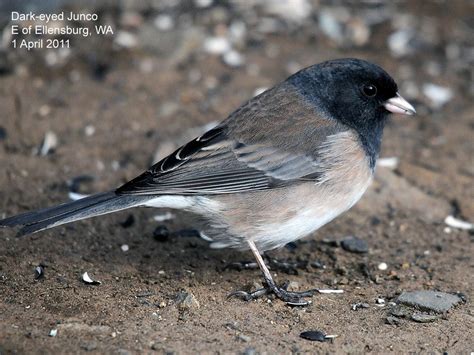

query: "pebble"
left=340, top=236, right=368, bottom=253
left=318, top=9, right=344, bottom=44
left=388, top=29, right=415, bottom=57
left=154, top=15, right=174, bottom=31
left=153, top=212, right=175, bottom=222
left=422, top=84, right=453, bottom=109
left=378, top=262, right=388, bottom=271
left=49, top=329, right=58, bottom=337
left=203, top=36, right=231, bottom=55
left=264, top=0, right=312, bottom=23
left=300, top=330, right=327, bottom=342
left=229, top=21, right=246, bottom=43
left=397, top=290, right=463, bottom=313
left=120, top=214, right=135, bottom=228
left=84, top=125, right=95, bottom=137
left=222, top=50, right=244, bottom=67
left=0, top=126, right=6, bottom=140
left=120, top=244, right=129, bottom=252
left=194, top=0, right=213, bottom=8
left=175, top=290, right=200, bottom=311
left=410, top=312, right=440, bottom=323
left=377, top=157, right=399, bottom=169
left=114, top=31, right=138, bottom=48
left=348, top=18, right=370, bottom=46
left=286, top=280, right=300, bottom=291
left=385, top=316, right=402, bottom=325
left=153, top=225, right=170, bottom=242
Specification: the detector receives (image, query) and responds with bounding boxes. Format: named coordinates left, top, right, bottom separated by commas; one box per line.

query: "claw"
left=229, top=280, right=317, bottom=306
left=228, top=287, right=269, bottom=301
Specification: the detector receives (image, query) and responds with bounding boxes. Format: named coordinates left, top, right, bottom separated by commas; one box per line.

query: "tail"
left=0, top=191, right=149, bottom=236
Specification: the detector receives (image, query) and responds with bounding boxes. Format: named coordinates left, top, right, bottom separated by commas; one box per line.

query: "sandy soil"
left=0, top=1, right=473, bottom=354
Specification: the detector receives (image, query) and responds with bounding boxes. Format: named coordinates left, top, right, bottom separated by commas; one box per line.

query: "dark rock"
left=397, top=291, right=462, bottom=313
left=153, top=225, right=170, bottom=242
left=310, top=260, right=325, bottom=269
left=120, top=214, right=135, bottom=228
left=0, top=126, right=6, bottom=140
left=300, top=330, right=327, bottom=342
left=340, top=236, right=368, bottom=253
left=285, top=242, right=298, bottom=251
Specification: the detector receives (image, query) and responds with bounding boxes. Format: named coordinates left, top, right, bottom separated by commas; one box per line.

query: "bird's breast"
left=216, top=130, right=374, bottom=251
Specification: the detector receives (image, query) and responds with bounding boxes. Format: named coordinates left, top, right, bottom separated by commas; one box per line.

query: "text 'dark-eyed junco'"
left=0, top=58, right=416, bottom=305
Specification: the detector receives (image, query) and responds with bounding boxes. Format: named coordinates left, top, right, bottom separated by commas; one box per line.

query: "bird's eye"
left=362, top=84, right=377, bottom=97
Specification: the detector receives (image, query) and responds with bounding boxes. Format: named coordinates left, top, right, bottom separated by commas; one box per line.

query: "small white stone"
left=111, top=160, right=120, bottom=171
left=422, top=84, right=453, bottom=109
left=153, top=212, right=175, bottom=222
left=229, top=21, right=246, bottom=43
left=84, top=125, right=95, bottom=136
left=139, top=58, right=154, bottom=73
left=38, top=105, right=51, bottom=117
left=121, top=244, right=129, bottom=252
left=378, top=262, right=388, bottom=271
left=377, top=157, right=399, bottom=169
left=49, top=329, right=58, bottom=337
left=264, top=0, right=312, bottom=23
left=222, top=50, right=244, bottom=67
left=203, top=37, right=231, bottom=55
left=388, top=30, right=414, bottom=57
left=319, top=10, right=344, bottom=43
left=114, top=31, right=137, bottom=48
left=194, top=0, right=213, bottom=8
left=154, top=15, right=174, bottom=31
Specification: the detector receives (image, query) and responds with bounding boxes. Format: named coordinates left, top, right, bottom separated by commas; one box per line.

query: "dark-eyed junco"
left=0, top=58, right=415, bottom=305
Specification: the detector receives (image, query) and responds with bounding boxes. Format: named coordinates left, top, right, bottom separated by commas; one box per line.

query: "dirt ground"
left=0, top=1, right=473, bottom=354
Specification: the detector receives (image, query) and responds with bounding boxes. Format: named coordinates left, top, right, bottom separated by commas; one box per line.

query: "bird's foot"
left=229, top=279, right=317, bottom=306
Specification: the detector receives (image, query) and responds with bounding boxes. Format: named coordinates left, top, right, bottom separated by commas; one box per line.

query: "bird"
left=0, top=58, right=415, bottom=305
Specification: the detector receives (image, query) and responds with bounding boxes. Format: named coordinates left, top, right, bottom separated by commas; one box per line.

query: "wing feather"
left=116, top=83, right=346, bottom=196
